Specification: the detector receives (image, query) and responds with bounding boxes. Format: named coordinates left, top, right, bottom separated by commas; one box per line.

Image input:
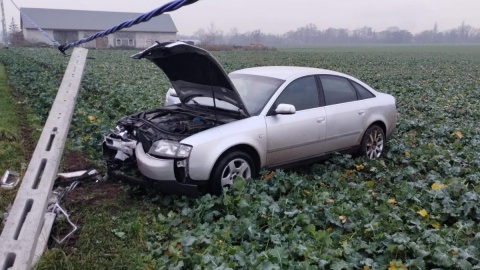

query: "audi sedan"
left=103, top=42, right=396, bottom=195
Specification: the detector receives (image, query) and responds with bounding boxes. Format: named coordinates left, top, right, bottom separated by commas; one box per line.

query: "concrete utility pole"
left=0, top=48, right=88, bottom=270
left=0, top=0, right=7, bottom=44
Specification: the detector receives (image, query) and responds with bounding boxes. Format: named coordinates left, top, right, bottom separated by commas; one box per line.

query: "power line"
left=9, top=0, right=60, bottom=46
left=58, top=0, right=199, bottom=54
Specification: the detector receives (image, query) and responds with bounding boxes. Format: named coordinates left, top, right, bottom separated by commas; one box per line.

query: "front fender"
left=181, top=116, right=266, bottom=181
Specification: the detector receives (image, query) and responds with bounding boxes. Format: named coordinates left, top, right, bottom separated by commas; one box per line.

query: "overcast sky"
left=4, top=0, right=480, bottom=35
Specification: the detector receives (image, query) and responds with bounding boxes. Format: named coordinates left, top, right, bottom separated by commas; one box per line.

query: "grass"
left=35, top=184, right=155, bottom=269
left=0, top=64, right=27, bottom=231
left=0, top=62, right=150, bottom=268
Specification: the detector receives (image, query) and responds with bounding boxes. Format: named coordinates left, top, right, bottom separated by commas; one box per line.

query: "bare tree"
left=205, top=22, right=223, bottom=45
left=193, top=28, right=207, bottom=44
left=8, top=18, right=24, bottom=46
left=250, top=29, right=264, bottom=44
left=228, top=27, right=239, bottom=44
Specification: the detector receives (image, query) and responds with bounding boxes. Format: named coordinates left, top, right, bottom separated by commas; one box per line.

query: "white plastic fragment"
left=0, top=170, right=21, bottom=190
left=57, top=169, right=98, bottom=179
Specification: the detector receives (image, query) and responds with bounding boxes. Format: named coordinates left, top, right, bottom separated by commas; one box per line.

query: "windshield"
left=229, top=74, right=285, bottom=115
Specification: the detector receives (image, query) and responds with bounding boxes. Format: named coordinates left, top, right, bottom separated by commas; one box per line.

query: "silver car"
left=103, top=42, right=397, bottom=195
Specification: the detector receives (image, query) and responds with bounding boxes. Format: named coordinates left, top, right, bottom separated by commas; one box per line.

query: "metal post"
left=0, top=48, right=88, bottom=270
left=0, top=0, right=7, bottom=44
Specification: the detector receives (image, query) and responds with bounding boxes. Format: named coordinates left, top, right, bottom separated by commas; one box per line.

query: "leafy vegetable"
left=1, top=46, right=479, bottom=268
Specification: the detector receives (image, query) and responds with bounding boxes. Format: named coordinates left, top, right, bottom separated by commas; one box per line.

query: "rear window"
left=352, top=81, right=376, bottom=99
left=320, top=75, right=358, bottom=106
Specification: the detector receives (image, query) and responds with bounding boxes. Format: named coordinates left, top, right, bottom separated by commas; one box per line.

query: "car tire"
left=360, top=125, right=385, bottom=159
left=209, top=151, right=255, bottom=195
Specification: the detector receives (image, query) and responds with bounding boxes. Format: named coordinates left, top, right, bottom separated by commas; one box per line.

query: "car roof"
left=230, top=66, right=347, bottom=81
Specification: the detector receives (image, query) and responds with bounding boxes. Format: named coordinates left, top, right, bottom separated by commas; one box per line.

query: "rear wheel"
left=209, top=151, right=254, bottom=195
left=360, top=125, right=385, bottom=159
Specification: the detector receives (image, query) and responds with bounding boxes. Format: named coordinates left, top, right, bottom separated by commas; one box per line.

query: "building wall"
left=79, top=31, right=99, bottom=48
left=23, top=29, right=176, bottom=49
left=22, top=28, right=55, bottom=45
left=134, top=32, right=177, bottom=48
left=53, top=30, right=78, bottom=44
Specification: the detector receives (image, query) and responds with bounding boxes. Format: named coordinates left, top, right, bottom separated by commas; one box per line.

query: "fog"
left=3, top=0, right=480, bottom=35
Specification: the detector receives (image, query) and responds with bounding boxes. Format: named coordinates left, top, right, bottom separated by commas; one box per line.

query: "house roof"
left=20, top=8, right=177, bottom=33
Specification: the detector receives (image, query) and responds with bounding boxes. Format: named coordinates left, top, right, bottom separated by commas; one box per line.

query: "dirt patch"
left=64, top=181, right=125, bottom=210
left=62, top=151, right=96, bottom=172
left=19, top=125, right=35, bottom=156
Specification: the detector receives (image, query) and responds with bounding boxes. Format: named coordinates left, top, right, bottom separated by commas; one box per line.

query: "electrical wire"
left=58, top=0, right=199, bottom=54
left=9, top=0, right=60, bottom=46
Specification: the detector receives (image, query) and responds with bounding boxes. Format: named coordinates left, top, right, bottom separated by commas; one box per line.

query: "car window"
left=273, top=76, right=319, bottom=111
left=351, top=81, right=376, bottom=99
left=320, top=75, right=358, bottom=106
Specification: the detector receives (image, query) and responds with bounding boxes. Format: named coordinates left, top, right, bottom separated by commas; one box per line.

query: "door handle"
left=358, top=110, right=365, bottom=115
left=316, top=117, right=325, bottom=123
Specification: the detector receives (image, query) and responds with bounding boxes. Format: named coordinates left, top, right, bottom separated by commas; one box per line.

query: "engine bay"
left=103, top=105, right=241, bottom=164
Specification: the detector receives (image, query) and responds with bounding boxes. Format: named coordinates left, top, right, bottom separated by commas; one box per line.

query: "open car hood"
left=132, top=42, right=250, bottom=116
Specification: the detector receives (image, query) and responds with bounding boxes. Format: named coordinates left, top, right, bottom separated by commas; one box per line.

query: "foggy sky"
left=4, top=0, right=480, bottom=35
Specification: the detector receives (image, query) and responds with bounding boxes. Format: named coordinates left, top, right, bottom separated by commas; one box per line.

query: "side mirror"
left=275, top=104, right=296, bottom=115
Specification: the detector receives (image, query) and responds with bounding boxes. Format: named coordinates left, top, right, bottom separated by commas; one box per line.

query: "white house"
left=20, top=8, right=178, bottom=49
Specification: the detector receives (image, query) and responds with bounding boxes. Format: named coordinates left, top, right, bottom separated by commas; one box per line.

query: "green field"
left=1, top=45, right=480, bottom=269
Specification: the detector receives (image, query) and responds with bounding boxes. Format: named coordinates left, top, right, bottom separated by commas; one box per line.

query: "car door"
left=265, top=76, right=326, bottom=166
left=319, top=75, right=366, bottom=152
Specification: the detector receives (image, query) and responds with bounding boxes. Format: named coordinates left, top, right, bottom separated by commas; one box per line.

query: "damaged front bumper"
left=103, top=134, right=206, bottom=195
left=134, top=143, right=176, bottom=180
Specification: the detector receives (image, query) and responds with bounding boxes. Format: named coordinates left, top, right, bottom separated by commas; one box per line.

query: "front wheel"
left=360, top=125, right=385, bottom=159
left=209, top=151, right=255, bottom=195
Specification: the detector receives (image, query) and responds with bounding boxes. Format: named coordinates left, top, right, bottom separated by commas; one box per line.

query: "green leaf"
left=182, top=236, right=197, bottom=247
left=432, top=248, right=454, bottom=267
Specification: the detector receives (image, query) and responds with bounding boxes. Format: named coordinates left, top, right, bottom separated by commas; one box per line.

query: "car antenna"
left=208, top=60, right=219, bottom=123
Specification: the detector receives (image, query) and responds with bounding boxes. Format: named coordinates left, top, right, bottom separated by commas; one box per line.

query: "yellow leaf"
left=326, top=227, right=332, bottom=233
left=365, top=181, right=375, bottom=187
left=405, top=151, right=411, bottom=157
left=388, top=198, right=397, bottom=205
left=355, top=164, right=364, bottom=170
left=264, top=171, right=275, bottom=180
left=452, top=131, right=463, bottom=139
left=339, top=215, right=347, bottom=224
left=88, top=115, right=95, bottom=122
left=342, top=240, right=348, bottom=246
left=388, top=262, right=409, bottom=270
left=451, top=249, right=459, bottom=256
left=431, top=220, right=440, bottom=229
left=431, top=183, right=447, bottom=190
left=345, top=169, right=355, bottom=175
left=417, top=209, right=428, bottom=218
left=388, top=262, right=397, bottom=270
left=363, top=266, right=371, bottom=270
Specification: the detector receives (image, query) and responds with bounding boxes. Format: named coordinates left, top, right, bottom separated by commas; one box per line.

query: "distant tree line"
left=180, top=22, right=480, bottom=46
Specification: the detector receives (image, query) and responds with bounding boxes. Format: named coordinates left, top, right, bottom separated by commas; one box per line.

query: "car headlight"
left=148, top=140, right=192, bottom=158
